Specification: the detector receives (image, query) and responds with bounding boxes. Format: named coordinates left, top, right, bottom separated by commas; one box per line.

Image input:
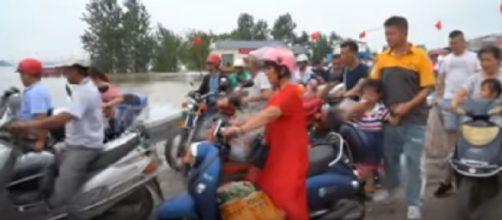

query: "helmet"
left=261, top=47, right=295, bottom=74
left=206, top=53, right=222, bottom=66
left=233, top=58, right=245, bottom=67
left=17, top=58, right=43, bottom=75
left=59, top=54, right=91, bottom=69
left=296, top=54, right=309, bottom=63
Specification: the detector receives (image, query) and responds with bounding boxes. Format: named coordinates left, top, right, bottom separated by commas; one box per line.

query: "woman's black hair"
left=478, top=45, right=502, bottom=60
left=88, top=66, right=110, bottom=82
left=361, top=79, right=384, bottom=94
left=264, top=61, right=291, bottom=78
left=481, top=78, right=502, bottom=97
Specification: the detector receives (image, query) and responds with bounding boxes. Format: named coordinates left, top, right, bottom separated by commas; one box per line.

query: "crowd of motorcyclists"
left=4, top=14, right=502, bottom=220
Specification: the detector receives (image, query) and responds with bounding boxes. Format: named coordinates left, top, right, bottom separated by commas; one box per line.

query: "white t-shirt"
left=247, top=71, right=272, bottom=97
left=440, top=51, right=481, bottom=99
left=244, top=71, right=272, bottom=111
left=64, top=78, right=104, bottom=149
left=293, top=66, right=313, bottom=84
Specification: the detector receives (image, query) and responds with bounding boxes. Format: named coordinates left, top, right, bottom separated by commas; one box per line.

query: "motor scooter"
left=449, top=99, right=502, bottom=220
left=156, top=119, right=365, bottom=220
left=0, top=87, right=164, bottom=220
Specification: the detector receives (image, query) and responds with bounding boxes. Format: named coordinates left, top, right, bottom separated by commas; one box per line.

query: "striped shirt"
left=355, top=102, right=390, bottom=131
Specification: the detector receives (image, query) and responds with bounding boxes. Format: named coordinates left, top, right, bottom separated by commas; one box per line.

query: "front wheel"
left=92, top=186, right=154, bottom=220
left=165, top=129, right=189, bottom=172
left=457, top=176, right=499, bottom=220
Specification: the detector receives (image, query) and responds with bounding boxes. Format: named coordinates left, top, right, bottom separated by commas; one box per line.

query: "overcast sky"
left=1, top=0, right=501, bottom=62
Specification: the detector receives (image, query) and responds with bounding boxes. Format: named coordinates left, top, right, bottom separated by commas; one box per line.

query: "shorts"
left=354, top=128, right=384, bottom=167
left=440, top=99, right=462, bottom=131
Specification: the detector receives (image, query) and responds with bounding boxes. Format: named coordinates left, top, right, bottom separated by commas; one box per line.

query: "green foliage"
left=294, top=31, right=310, bottom=45
left=312, top=35, right=332, bottom=62
left=122, top=0, right=155, bottom=73
left=329, top=31, right=343, bottom=44
left=82, top=0, right=125, bottom=73
left=151, top=24, right=181, bottom=72
left=271, top=13, right=297, bottom=41
left=179, top=31, right=211, bottom=71
left=252, top=20, right=269, bottom=40
left=82, top=0, right=154, bottom=73
left=235, top=13, right=254, bottom=40
left=82, top=2, right=343, bottom=72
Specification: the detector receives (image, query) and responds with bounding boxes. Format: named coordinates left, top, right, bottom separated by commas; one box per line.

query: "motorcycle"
left=449, top=99, right=502, bottom=220
left=0, top=87, right=164, bottom=220
left=156, top=119, right=365, bottom=220
left=165, top=79, right=253, bottom=172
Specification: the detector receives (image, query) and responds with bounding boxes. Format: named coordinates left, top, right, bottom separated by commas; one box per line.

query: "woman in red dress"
left=223, top=47, right=309, bottom=220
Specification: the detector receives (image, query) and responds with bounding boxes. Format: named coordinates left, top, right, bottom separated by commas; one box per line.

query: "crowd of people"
left=195, top=15, right=502, bottom=220
left=5, top=14, right=502, bottom=220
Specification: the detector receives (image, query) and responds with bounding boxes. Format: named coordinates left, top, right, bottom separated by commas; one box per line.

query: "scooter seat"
left=308, top=145, right=336, bottom=177
left=89, top=132, right=141, bottom=171
left=11, top=151, right=54, bottom=184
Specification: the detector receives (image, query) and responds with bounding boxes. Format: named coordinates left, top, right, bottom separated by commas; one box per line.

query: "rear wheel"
left=165, top=129, right=189, bottom=172
left=93, top=186, right=154, bottom=220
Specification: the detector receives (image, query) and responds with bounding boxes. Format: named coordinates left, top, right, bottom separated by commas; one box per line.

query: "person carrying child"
left=347, top=79, right=399, bottom=193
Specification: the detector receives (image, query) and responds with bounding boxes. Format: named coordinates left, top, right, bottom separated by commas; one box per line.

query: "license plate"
left=176, top=118, right=186, bottom=127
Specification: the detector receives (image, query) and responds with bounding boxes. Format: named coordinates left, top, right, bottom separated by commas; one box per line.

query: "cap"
left=17, top=58, right=43, bottom=75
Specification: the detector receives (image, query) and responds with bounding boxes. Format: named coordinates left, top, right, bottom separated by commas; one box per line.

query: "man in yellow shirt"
left=371, top=16, right=435, bottom=220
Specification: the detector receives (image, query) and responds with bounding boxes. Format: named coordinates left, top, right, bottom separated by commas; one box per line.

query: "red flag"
left=499, top=0, right=502, bottom=14
left=434, top=20, right=442, bottom=31
left=311, top=32, right=321, bottom=42
left=359, top=31, right=366, bottom=39
left=193, top=35, right=202, bottom=46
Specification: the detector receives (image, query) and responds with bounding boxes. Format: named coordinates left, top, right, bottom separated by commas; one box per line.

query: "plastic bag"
left=220, top=191, right=285, bottom=220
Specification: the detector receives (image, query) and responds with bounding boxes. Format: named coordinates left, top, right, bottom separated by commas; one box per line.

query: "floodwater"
left=0, top=66, right=193, bottom=122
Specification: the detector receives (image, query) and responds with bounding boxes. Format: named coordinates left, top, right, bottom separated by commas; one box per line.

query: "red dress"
left=256, top=83, right=309, bottom=220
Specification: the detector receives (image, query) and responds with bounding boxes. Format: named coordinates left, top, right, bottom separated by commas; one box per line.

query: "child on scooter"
left=480, top=78, right=502, bottom=99
left=348, top=79, right=399, bottom=193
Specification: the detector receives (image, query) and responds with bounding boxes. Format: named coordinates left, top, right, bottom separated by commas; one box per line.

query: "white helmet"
left=233, top=58, right=245, bottom=67
left=296, top=54, right=309, bottom=63
left=59, top=53, right=91, bottom=68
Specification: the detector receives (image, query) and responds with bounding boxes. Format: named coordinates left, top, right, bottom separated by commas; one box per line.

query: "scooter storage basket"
left=220, top=191, right=285, bottom=220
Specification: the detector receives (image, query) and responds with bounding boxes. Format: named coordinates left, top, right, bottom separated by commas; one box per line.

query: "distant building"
left=332, top=39, right=370, bottom=55
left=211, top=40, right=287, bottom=68
left=291, top=44, right=310, bottom=56
left=469, top=33, right=502, bottom=51
left=42, top=67, right=62, bottom=78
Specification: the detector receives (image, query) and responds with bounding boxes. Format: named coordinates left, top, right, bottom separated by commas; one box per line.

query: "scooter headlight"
left=461, top=125, right=499, bottom=146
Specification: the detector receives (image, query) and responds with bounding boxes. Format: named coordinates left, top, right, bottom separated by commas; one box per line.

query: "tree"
left=122, top=0, right=155, bottom=73
left=82, top=0, right=125, bottom=73
left=151, top=24, right=181, bottom=72
left=179, top=31, right=211, bottom=71
left=252, top=20, right=269, bottom=40
left=294, top=31, right=310, bottom=45
left=329, top=31, right=343, bottom=44
left=235, top=13, right=254, bottom=40
left=271, top=13, right=297, bottom=41
left=312, top=35, right=332, bottom=62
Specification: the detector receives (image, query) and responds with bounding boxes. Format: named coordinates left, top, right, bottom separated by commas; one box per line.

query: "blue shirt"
left=343, top=63, right=369, bottom=91
left=18, top=81, right=52, bottom=120
left=208, top=73, right=220, bottom=103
